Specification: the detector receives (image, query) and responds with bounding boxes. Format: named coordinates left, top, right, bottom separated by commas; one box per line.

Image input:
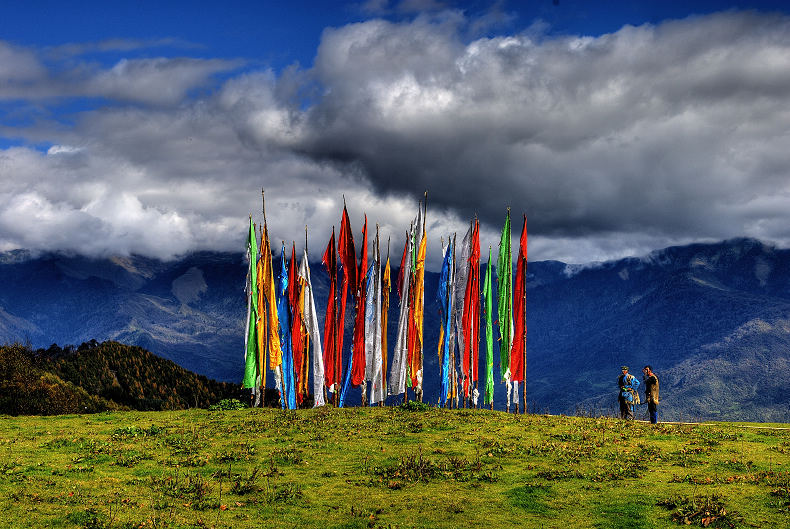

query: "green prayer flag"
left=484, top=247, right=494, bottom=405
left=243, top=310, right=257, bottom=388
left=248, top=218, right=259, bottom=315
left=243, top=217, right=259, bottom=389
left=497, top=210, right=512, bottom=379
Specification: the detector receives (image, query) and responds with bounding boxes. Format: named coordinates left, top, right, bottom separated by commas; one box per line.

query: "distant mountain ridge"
left=1, top=238, right=789, bottom=421
left=525, top=238, right=790, bottom=422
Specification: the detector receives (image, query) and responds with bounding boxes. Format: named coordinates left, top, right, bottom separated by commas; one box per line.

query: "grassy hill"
left=1, top=407, right=789, bottom=528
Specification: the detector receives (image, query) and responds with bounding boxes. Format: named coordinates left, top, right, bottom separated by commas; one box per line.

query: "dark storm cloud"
left=2, top=10, right=790, bottom=265
left=287, top=11, right=790, bottom=254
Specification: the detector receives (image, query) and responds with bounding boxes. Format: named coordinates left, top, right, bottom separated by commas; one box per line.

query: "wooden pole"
left=419, top=192, right=427, bottom=403
left=258, top=193, right=272, bottom=400
left=406, top=229, right=410, bottom=399
left=382, top=234, right=390, bottom=408
left=474, top=218, right=481, bottom=409
left=469, top=217, right=474, bottom=410
left=450, top=233, right=457, bottom=410
left=340, top=200, right=346, bottom=406
left=508, top=206, right=513, bottom=413
left=261, top=189, right=268, bottom=226
left=258, top=226, right=269, bottom=408
left=303, top=228, right=309, bottom=408
left=522, top=215, right=528, bottom=415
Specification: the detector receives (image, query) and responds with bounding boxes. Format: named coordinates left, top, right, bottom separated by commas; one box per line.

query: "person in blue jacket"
left=618, top=366, right=640, bottom=420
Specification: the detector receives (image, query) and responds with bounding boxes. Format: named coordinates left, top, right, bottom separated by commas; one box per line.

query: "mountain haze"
left=1, top=238, right=788, bottom=421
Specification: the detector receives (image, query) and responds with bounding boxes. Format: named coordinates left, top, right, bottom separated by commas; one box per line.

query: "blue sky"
left=5, top=1, right=787, bottom=69
left=2, top=0, right=790, bottom=266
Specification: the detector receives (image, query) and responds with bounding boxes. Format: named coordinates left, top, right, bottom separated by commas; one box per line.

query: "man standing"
left=618, top=366, right=640, bottom=420
left=642, top=365, right=659, bottom=424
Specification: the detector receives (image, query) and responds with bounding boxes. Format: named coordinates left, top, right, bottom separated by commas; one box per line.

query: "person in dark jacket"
left=618, top=366, right=640, bottom=420
left=642, top=365, right=659, bottom=424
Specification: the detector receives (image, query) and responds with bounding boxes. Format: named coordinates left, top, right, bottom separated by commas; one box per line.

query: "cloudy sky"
left=2, top=0, right=790, bottom=268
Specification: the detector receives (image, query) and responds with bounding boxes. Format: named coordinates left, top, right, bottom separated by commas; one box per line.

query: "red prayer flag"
left=470, top=220, right=480, bottom=385
left=351, top=216, right=368, bottom=386
left=461, top=219, right=481, bottom=395
left=336, top=206, right=356, bottom=387
left=322, top=229, right=337, bottom=388
left=289, top=243, right=305, bottom=404
left=510, top=215, right=528, bottom=383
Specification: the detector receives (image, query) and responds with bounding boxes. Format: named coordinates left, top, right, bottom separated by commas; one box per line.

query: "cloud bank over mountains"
left=1, top=10, right=790, bottom=267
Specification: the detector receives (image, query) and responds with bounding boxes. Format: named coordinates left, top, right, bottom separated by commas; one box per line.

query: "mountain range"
left=1, top=237, right=788, bottom=422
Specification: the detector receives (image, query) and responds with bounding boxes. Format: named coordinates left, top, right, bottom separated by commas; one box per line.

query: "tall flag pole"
left=510, top=215, right=528, bottom=413
left=341, top=215, right=367, bottom=406
left=405, top=203, right=422, bottom=401
left=321, top=228, right=338, bottom=402
left=299, top=235, right=325, bottom=407
left=256, top=225, right=266, bottom=405
left=483, top=246, right=494, bottom=410
left=353, top=216, right=369, bottom=388
left=406, top=215, right=418, bottom=401
left=523, top=216, right=528, bottom=414
left=388, top=225, right=413, bottom=399
left=380, top=237, right=391, bottom=405
left=449, top=233, right=458, bottom=409
left=243, top=216, right=259, bottom=392
left=277, top=243, right=296, bottom=409
left=336, top=201, right=357, bottom=406
left=437, top=236, right=454, bottom=406
left=408, top=196, right=427, bottom=402
left=469, top=218, right=481, bottom=408
left=454, top=223, right=471, bottom=406
left=365, top=226, right=385, bottom=405
left=497, top=209, right=513, bottom=412
left=419, top=193, right=427, bottom=401
left=299, top=231, right=310, bottom=404
left=289, top=242, right=306, bottom=406
left=260, top=191, right=282, bottom=402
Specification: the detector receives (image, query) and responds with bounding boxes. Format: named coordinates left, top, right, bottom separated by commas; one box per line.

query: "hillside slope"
left=0, top=341, right=240, bottom=415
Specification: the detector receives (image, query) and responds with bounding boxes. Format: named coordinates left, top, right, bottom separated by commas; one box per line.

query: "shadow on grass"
left=594, top=498, right=654, bottom=529
left=507, top=484, right=552, bottom=514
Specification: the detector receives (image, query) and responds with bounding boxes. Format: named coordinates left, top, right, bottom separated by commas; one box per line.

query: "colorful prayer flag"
left=483, top=247, right=494, bottom=406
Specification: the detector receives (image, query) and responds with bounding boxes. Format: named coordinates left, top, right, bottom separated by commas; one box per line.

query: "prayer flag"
left=381, top=250, right=391, bottom=391
left=510, top=215, right=528, bottom=384
left=437, top=238, right=453, bottom=404
left=243, top=217, right=259, bottom=389
left=299, top=247, right=325, bottom=407
left=277, top=244, right=296, bottom=409
left=321, top=229, right=338, bottom=390
left=497, top=210, right=513, bottom=381
left=483, top=247, right=495, bottom=405
left=365, top=228, right=385, bottom=404
left=388, top=225, right=413, bottom=397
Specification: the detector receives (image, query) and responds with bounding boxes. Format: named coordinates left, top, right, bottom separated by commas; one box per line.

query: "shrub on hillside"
left=209, top=398, right=247, bottom=411
left=0, top=343, right=117, bottom=415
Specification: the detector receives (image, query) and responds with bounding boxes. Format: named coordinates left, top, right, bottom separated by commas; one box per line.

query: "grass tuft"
left=658, top=494, right=743, bottom=527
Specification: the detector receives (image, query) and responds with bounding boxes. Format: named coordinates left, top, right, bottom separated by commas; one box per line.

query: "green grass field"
left=2, top=405, right=789, bottom=528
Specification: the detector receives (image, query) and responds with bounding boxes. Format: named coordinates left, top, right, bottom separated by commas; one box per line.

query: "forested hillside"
left=0, top=341, right=241, bottom=415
